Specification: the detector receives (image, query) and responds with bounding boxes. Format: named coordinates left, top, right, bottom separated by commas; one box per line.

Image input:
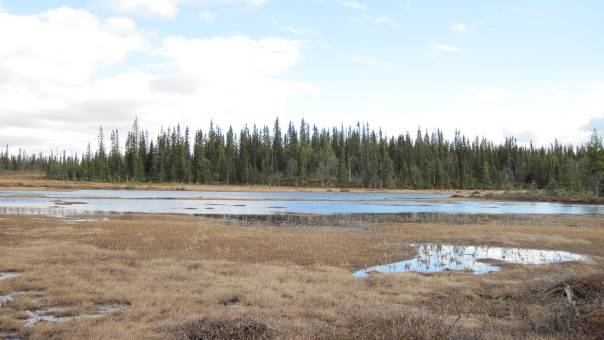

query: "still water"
left=353, top=243, right=590, bottom=277
left=0, top=189, right=603, bottom=217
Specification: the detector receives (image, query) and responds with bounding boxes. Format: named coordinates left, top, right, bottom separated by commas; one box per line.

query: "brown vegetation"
left=1, top=212, right=603, bottom=339
left=482, top=190, right=604, bottom=205
left=0, top=170, right=472, bottom=195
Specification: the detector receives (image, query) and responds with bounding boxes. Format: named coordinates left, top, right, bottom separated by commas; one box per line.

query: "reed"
left=206, top=212, right=592, bottom=227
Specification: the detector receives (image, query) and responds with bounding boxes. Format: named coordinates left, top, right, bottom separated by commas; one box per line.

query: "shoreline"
left=1, top=172, right=602, bottom=205
left=0, top=172, right=482, bottom=195
left=480, top=191, right=604, bottom=205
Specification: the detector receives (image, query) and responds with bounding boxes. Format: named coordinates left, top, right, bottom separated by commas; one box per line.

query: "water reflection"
left=0, top=190, right=603, bottom=216
left=0, top=206, right=73, bottom=218
left=353, top=244, right=589, bottom=277
left=0, top=190, right=449, bottom=201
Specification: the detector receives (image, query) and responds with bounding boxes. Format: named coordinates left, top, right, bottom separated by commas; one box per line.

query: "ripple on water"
left=353, top=244, right=590, bottom=277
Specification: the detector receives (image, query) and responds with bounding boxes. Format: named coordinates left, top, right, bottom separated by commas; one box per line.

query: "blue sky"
left=0, top=0, right=603, bottom=152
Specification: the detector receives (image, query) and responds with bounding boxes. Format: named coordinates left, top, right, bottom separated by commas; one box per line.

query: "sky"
left=0, top=0, right=603, bottom=154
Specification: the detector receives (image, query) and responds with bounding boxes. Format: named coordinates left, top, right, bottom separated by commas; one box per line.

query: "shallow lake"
left=353, top=243, right=590, bottom=277
left=0, top=189, right=602, bottom=217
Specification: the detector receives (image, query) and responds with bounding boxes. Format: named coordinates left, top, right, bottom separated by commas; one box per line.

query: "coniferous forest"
left=2, top=118, right=603, bottom=196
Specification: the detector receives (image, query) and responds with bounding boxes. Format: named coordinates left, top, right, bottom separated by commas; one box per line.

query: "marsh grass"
left=0, top=213, right=603, bottom=339
left=484, top=190, right=604, bottom=205
left=171, top=316, right=273, bottom=340
left=208, top=212, right=600, bottom=228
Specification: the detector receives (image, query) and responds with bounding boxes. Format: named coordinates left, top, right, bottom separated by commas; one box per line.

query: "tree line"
left=0, top=145, right=47, bottom=172
left=2, top=118, right=603, bottom=196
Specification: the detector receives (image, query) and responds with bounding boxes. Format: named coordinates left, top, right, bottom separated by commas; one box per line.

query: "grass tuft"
left=171, top=317, right=273, bottom=340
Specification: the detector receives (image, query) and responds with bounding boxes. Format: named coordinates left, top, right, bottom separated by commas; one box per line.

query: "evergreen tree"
left=96, top=126, right=108, bottom=181
left=586, top=130, right=604, bottom=196
left=25, top=117, right=600, bottom=196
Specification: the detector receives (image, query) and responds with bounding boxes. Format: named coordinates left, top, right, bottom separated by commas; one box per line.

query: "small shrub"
left=172, top=317, right=273, bottom=340
left=521, top=273, right=604, bottom=338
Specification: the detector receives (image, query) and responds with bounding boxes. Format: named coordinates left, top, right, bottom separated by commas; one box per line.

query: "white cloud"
left=431, top=44, right=462, bottom=53
left=352, top=14, right=398, bottom=29
left=440, top=84, right=604, bottom=145
left=0, top=7, right=143, bottom=85
left=427, top=43, right=462, bottom=58
left=286, top=25, right=315, bottom=36
left=312, top=83, right=604, bottom=147
left=269, top=17, right=316, bottom=36
left=107, top=0, right=182, bottom=18
left=350, top=54, right=384, bottom=65
left=284, top=26, right=306, bottom=35
left=343, top=1, right=397, bottom=28
left=1, top=6, right=601, bottom=154
left=199, top=10, right=216, bottom=23
left=583, top=116, right=604, bottom=133
left=197, top=0, right=268, bottom=7
left=0, top=7, right=316, bottom=153
left=342, top=1, right=366, bottom=12
left=105, top=16, right=139, bottom=34
left=373, top=16, right=398, bottom=28
left=106, top=0, right=268, bottom=18
left=450, top=23, right=469, bottom=33
left=159, top=36, right=301, bottom=78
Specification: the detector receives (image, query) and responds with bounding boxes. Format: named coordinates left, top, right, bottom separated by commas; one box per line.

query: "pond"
left=353, top=243, right=590, bottom=277
left=0, top=189, right=602, bottom=217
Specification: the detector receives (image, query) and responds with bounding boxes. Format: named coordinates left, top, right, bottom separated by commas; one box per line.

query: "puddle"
left=90, top=303, right=129, bottom=314
left=63, top=217, right=110, bottom=224
left=0, top=293, right=15, bottom=307
left=22, top=303, right=129, bottom=327
left=22, top=308, right=76, bottom=326
left=0, top=290, right=45, bottom=308
left=353, top=244, right=590, bottom=277
left=0, top=332, right=22, bottom=340
left=0, top=272, right=22, bottom=281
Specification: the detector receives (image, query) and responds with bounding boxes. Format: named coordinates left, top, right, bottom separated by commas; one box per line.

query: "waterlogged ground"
left=0, top=182, right=603, bottom=338
left=22, top=303, right=129, bottom=327
left=1, top=214, right=603, bottom=339
left=353, top=243, right=591, bottom=277
left=0, top=189, right=603, bottom=216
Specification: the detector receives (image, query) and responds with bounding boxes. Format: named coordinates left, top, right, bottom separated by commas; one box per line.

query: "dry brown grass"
left=0, top=170, right=485, bottom=195
left=0, top=213, right=603, bottom=339
left=483, top=190, right=604, bottom=205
